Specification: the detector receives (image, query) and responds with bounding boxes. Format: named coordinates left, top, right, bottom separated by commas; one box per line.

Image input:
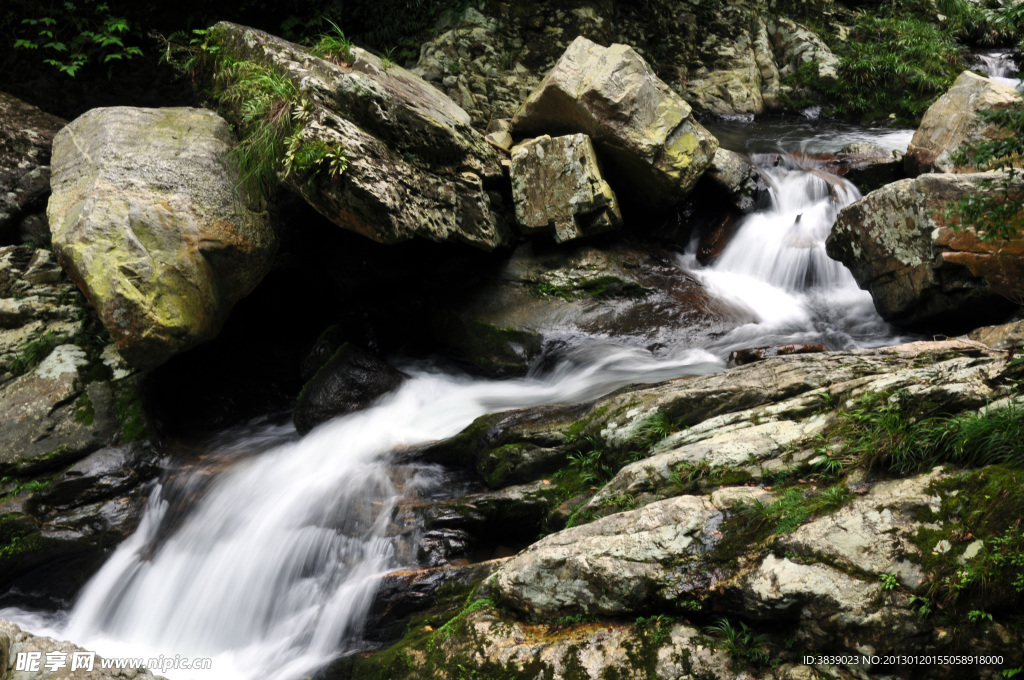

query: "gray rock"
left=0, top=93, right=65, bottom=242
left=0, top=620, right=167, bottom=680
left=493, top=495, right=724, bottom=617
left=209, top=22, right=511, bottom=251
left=906, top=70, right=1022, bottom=175
left=48, top=106, right=277, bottom=370
left=827, top=172, right=1024, bottom=330
left=512, top=36, right=719, bottom=211
left=510, top=134, right=622, bottom=242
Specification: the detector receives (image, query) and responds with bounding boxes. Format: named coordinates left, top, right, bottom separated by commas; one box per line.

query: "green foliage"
left=311, top=19, right=355, bottom=66
left=5, top=331, right=67, bottom=378
left=879, top=573, right=899, bottom=591
left=704, top=617, right=773, bottom=670
left=566, top=442, right=613, bottom=487
left=832, top=392, right=1024, bottom=473
left=635, top=615, right=674, bottom=646
left=344, top=0, right=472, bottom=62
left=12, top=0, right=143, bottom=76
left=948, top=104, right=1024, bottom=242
left=555, top=613, right=598, bottom=627
left=826, top=14, right=966, bottom=123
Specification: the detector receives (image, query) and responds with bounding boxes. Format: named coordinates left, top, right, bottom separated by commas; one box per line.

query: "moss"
left=530, top=275, right=648, bottom=302
left=0, top=513, right=41, bottom=561
left=476, top=443, right=532, bottom=488
left=4, top=330, right=68, bottom=378
left=113, top=380, right=148, bottom=443
left=909, top=466, right=1024, bottom=614
left=73, top=392, right=95, bottom=426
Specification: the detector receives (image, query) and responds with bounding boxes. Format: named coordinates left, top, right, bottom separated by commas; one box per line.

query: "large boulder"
left=511, top=36, right=719, bottom=211
left=209, top=22, right=510, bottom=250
left=510, top=134, right=622, bottom=243
left=0, top=93, right=65, bottom=245
left=47, top=106, right=277, bottom=370
left=905, top=70, right=1022, bottom=175
left=827, top=173, right=1024, bottom=330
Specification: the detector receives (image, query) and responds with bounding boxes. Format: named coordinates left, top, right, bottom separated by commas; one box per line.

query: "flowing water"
left=972, top=49, right=1023, bottom=91
left=3, top=127, right=910, bottom=680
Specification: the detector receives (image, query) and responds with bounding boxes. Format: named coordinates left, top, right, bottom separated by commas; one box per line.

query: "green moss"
left=4, top=331, right=68, bottom=378
left=114, top=381, right=148, bottom=443
left=74, top=392, right=95, bottom=426
left=476, top=443, right=531, bottom=488
left=530, top=275, right=648, bottom=302
left=909, top=466, right=1024, bottom=613
left=0, top=513, right=41, bottom=561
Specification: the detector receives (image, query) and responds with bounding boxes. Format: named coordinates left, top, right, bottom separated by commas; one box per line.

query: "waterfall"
left=9, top=138, right=900, bottom=680
left=973, top=50, right=1023, bottom=90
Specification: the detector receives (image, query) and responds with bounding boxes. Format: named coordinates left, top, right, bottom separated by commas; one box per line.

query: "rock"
left=969, top=319, right=1024, bottom=349
left=0, top=346, right=118, bottom=476
left=835, top=142, right=906, bottom=193
left=293, top=344, right=406, bottom=434
left=492, top=495, right=724, bottom=617
left=431, top=240, right=753, bottom=375
left=0, top=93, right=65, bottom=243
left=47, top=106, right=277, bottom=370
left=512, top=36, right=719, bottom=211
left=209, top=22, right=510, bottom=250
left=905, top=71, right=1022, bottom=175
left=728, top=343, right=826, bottom=366
left=827, top=173, right=1024, bottom=331
left=0, top=443, right=160, bottom=607
left=510, top=134, right=622, bottom=242
left=702, top=149, right=766, bottom=215
left=0, top=620, right=167, bottom=679
left=767, top=17, right=840, bottom=87
left=683, top=17, right=783, bottom=116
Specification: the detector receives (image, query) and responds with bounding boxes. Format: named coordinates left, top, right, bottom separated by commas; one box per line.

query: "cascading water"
left=972, top=49, right=1023, bottom=90
left=4, top=135, right=903, bottom=680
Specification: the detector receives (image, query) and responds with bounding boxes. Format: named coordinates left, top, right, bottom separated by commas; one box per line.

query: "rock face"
left=512, top=36, right=719, bottom=211
left=0, top=443, right=161, bottom=606
left=827, top=172, right=1024, bottom=330
left=47, top=106, right=277, bottom=370
left=432, top=240, right=753, bottom=375
left=293, top=344, right=406, bottom=434
left=209, top=22, right=510, bottom=251
left=0, top=93, right=65, bottom=245
left=905, top=70, right=1022, bottom=175
left=0, top=620, right=167, bottom=680
left=510, top=134, right=621, bottom=242
left=492, top=494, right=724, bottom=617
left=344, top=340, right=1024, bottom=680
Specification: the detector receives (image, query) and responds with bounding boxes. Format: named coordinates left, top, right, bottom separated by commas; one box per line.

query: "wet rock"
left=432, top=240, right=753, bottom=376
left=0, top=620, right=167, bottom=680
left=364, top=560, right=504, bottom=643
left=767, top=17, right=840, bottom=87
left=510, top=134, right=621, bottom=243
left=0, top=93, right=65, bottom=244
left=32, top=442, right=160, bottom=510
left=702, top=148, right=766, bottom=215
left=210, top=22, right=510, bottom=251
left=492, top=495, right=724, bottom=617
left=827, top=172, right=1024, bottom=331
left=48, top=106, right=277, bottom=370
left=512, top=36, right=719, bottom=212
left=835, top=142, right=906, bottom=193
left=905, top=70, right=1022, bottom=175
left=728, top=343, right=826, bottom=366
left=293, top=344, right=406, bottom=434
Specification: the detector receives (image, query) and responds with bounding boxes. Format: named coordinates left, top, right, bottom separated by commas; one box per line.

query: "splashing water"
left=5, top=138, right=903, bottom=680
left=972, top=50, right=1023, bottom=90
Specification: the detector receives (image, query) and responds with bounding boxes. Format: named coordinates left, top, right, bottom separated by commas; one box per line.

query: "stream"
left=2, top=118, right=922, bottom=679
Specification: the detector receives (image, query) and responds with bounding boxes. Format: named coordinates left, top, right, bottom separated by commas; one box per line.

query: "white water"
left=973, top=50, right=1023, bottom=91
left=3, top=148, right=899, bottom=680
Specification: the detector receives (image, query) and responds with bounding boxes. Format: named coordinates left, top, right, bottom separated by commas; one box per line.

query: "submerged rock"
left=827, top=172, right=1024, bottom=331
left=209, top=22, right=510, bottom=251
left=512, top=36, right=719, bottom=211
left=0, top=93, right=65, bottom=246
left=48, top=106, right=277, bottom=370
left=905, top=70, right=1022, bottom=175
left=510, top=134, right=621, bottom=243
left=293, top=344, right=406, bottom=434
